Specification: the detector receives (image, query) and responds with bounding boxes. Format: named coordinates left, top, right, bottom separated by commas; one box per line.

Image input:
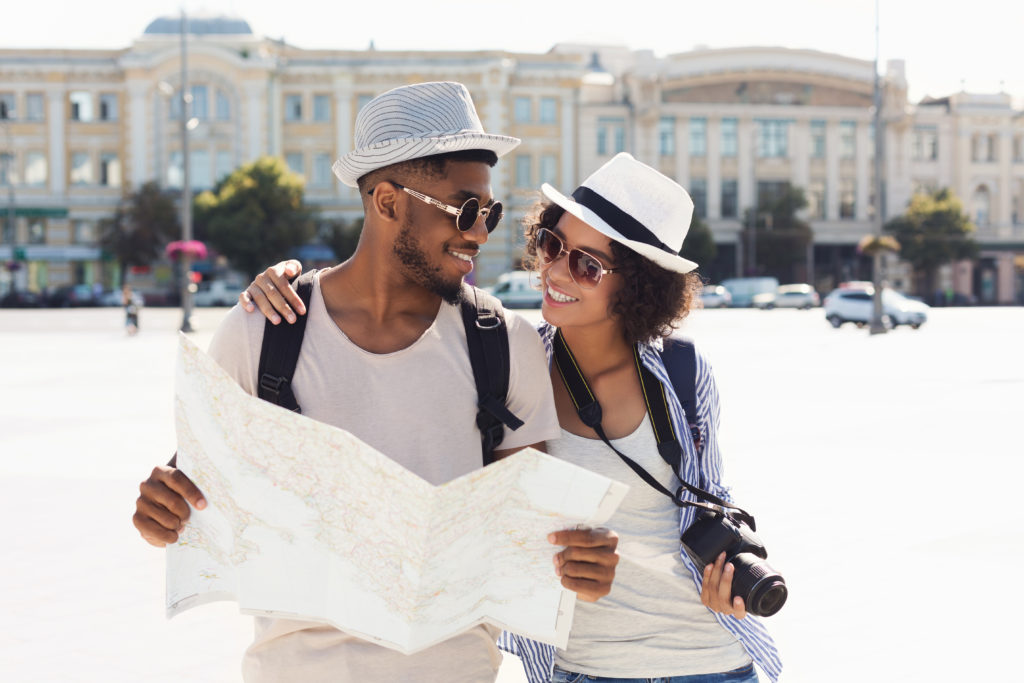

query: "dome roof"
left=144, top=15, right=253, bottom=36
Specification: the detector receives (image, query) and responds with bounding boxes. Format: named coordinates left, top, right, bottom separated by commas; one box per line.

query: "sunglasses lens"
left=484, top=202, right=503, bottom=232
left=456, top=198, right=480, bottom=231
left=569, top=249, right=603, bottom=288
left=537, top=229, right=562, bottom=263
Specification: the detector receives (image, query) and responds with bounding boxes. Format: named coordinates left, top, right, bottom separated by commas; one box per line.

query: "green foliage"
left=320, top=217, right=364, bottom=262
left=742, top=184, right=813, bottom=279
left=195, top=157, right=315, bottom=279
left=884, top=188, right=977, bottom=290
left=99, top=182, right=180, bottom=279
left=680, top=214, right=717, bottom=273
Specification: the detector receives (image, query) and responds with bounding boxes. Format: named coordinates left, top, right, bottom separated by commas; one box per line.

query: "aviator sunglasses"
left=536, top=227, right=620, bottom=289
left=381, top=182, right=504, bottom=233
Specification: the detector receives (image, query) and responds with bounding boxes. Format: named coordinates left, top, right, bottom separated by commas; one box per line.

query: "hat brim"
left=541, top=183, right=699, bottom=274
left=333, top=133, right=522, bottom=188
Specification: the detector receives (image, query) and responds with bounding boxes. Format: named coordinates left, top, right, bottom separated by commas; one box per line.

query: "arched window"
left=972, top=185, right=991, bottom=227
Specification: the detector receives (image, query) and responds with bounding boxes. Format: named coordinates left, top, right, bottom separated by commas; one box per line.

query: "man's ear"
left=368, top=181, right=401, bottom=224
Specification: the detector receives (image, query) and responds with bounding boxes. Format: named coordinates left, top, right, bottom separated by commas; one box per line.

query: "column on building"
left=825, top=120, right=841, bottom=220
left=737, top=117, right=754, bottom=212
left=332, top=75, right=353, bottom=201
left=855, top=120, right=870, bottom=220
left=791, top=119, right=810, bottom=196
left=706, top=117, right=721, bottom=219
left=674, top=116, right=690, bottom=190
left=267, top=75, right=282, bottom=158
left=560, top=92, right=576, bottom=190
left=996, top=252, right=1016, bottom=303
left=998, top=129, right=1013, bottom=235
left=47, top=88, right=66, bottom=197
left=244, top=80, right=267, bottom=163
left=126, top=81, right=151, bottom=187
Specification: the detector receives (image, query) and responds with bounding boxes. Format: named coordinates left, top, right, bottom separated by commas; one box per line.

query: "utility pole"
left=179, top=9, right=194, bottom=333
left=868, top=0, right=887, bottom=335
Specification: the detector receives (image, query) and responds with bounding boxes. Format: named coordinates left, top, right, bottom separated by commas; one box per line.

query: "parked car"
left=753, top=283, right=820, bottom=310
left=720, top=276, right=780, bottom=307
left=0, top=289, right=46, bottom=308
left=46, top=284, right=101, bottom=307
left=823, top=287, right=929, bottom=329
left=700, top=285, right=732, bottom=308
left=485, top=271, right=542, bottom=309
left=192, top=280, right=244, bottom=307
left=99, top=289, right=145, bottom=307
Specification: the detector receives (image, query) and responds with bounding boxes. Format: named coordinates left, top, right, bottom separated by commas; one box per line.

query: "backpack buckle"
left=259, top=373, right=289, bottom=400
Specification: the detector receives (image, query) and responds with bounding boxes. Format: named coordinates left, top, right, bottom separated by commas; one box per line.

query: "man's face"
left=392, top=161, right=495, bottom=305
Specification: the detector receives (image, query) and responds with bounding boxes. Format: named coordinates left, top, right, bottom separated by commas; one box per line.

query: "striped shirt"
left=498, top=323, right=783, bottom=683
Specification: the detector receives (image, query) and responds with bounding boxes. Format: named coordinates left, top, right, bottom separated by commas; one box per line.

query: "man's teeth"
left=547, top=286, right=578, bottom=303
left=449, top=251, right=474, bottom=262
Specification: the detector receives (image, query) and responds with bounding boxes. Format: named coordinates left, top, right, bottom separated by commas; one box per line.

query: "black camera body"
left=680, top=509, right=788, bottom=617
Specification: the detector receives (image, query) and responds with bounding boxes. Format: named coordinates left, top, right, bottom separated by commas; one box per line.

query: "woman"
left=241, top=153, right=782, bottom=683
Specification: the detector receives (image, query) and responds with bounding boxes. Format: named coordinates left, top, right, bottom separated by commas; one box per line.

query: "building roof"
left=143, top=15, right=253, bottom=36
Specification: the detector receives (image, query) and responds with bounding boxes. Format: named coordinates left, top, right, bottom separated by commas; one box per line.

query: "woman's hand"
left=701, top=552, right=747, bottom=619
left=549, top=527, right=620, bottom=602
left=239, top=260, right=306, bottom=324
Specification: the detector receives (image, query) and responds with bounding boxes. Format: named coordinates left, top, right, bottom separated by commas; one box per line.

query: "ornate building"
left=1, top=15, right=1021, bottom=302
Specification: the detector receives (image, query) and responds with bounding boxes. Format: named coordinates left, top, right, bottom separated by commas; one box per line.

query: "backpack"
left=659, top=336, right=702, bottom=459
left=255, top=270, right=524, bottom=466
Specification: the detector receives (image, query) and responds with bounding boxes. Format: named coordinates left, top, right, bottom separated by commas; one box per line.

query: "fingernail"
left=547, top=533, right=556, bottom=543
left=286, top=315, right=295, bottom=323
left=196, top=498, right=206, bottom=510
left=271, top=315, right=281, bottom=325
left=725, top=563, right=734, bottom=573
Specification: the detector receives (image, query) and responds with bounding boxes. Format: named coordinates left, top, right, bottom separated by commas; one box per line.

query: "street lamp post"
left=868, top=0, right=887, bottom=335
left=178, top=9, right=194, bottom=333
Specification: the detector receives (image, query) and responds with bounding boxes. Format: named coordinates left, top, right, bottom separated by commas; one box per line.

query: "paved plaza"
left=1, top=303, right=1021, bottom=682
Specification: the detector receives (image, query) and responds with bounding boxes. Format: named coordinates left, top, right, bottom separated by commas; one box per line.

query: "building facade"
left=1, top=16, right=1021, bottom=302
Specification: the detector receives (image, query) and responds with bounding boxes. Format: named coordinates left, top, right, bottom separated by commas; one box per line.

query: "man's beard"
left=392, top=217, right=465, bottom=305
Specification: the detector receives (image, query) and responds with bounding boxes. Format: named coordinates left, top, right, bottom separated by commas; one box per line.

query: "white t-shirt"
left=206, top=272, right=560, bottom=682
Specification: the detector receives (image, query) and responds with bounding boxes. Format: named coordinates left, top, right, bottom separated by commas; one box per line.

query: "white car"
left=823, top=287, right=929, bottom=329
left=700, top=285, right=732, bottom=308
left=485, top=271, right=542, bottom=309
left=193, top=280, right=244, bottom=307
left=753, top=283, right=820, bottom=310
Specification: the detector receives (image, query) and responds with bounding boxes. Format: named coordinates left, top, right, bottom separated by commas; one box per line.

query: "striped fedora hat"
left=332, top=81, right=521, bottom=188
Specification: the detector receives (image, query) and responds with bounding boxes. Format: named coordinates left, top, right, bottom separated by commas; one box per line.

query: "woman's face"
left=539, top=211, right=623, bottom=333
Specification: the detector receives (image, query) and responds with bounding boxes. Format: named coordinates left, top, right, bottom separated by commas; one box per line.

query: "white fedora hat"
left=332, top=81, right=521, bottom=188
left=541, top=153, right=699, bottom=273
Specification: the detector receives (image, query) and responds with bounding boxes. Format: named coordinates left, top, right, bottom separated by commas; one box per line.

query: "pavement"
left=1, top=304, right=1021, bottom=682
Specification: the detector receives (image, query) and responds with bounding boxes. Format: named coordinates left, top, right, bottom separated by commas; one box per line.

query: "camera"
left=680, top=508, right=788, bottom=617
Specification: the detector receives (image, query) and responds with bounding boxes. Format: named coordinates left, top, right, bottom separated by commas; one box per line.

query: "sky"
left=3, top=0, right=1021, bottom=105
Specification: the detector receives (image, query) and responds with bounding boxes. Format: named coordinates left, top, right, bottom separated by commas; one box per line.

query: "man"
left=132, top=81, right=618, bottom=682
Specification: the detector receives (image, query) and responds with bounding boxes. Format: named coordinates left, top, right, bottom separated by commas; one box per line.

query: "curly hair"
left=523, top=202, right=704, bottom=345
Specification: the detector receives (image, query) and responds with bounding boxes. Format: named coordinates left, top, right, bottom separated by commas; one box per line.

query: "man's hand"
left=239, top=260, right=305, bottom=324
left=133, top=465, right=207, bottom=548
left=701, top=551, right=747, bottom=619
left=548, top=527, right=619, bottom=602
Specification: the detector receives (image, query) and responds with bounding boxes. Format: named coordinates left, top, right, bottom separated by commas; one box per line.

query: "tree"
left=680, top=215, right=716, bottom=275
left=742, top=184, right=813, bottom=282
left=194, top=157, right=315, bottom=279
left=99, top=182, right=180, bottom=281
left=884, top=188, right=977, bottom=295
left=320, top=217, right=364, bottom=262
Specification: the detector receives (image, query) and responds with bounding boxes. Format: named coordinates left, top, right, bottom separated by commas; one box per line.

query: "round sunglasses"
left=536, top=227, right=620, bottom=289
left=390, top=182, right=504, bottom=233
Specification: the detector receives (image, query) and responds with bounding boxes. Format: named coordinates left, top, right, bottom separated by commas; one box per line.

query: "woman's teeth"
left=547, top=286, right=578, bottom=303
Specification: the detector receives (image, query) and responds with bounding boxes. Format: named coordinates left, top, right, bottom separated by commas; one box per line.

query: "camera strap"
left=552, top=329, right=757, bottom=530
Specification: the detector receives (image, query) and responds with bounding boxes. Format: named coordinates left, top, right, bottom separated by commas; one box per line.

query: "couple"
left=133, top=81, right=780, bottom=683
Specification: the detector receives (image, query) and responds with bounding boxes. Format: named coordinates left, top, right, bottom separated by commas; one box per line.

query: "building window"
left=539, top=155, right=557, bottom=185
left=70, top=92, right=93, bottom=121
left=215, top=150, right=233, bottom=182
left=25, top=152, right=47, bottom=186
left=690, top=178, right=707, bottom=219
left=988, top=134, right=998, bottom=162
left=215, top=90, right=231, bottom=121
left=99, top=153, right=121, bottom=187
left=285, top=94, right=303, bottom=122
left=313, top=94, right=330, bottom=122
left=28, top=220, right=46, bottom=245
left=285, top=152, right=304, bottom=178
left=1014, top=136, right=1023, bottom=163
left=26, top=93, right=44, bottom=121
left=99, top=94, right=118, bottom=121
left=756, top=119, right=789, bottom=158
left=190, top=149, right=211, bottom=189
left=70, top=152, right=93, bottom=185
left=658, top=117, right=675, bottom=157
left=190, top=85, right=208, bottom=120
left=839, top=178, right=856, bottom=218
left=807, top=178, right=826, bottom=220
left=539, top=97, right=557, bottom=124
left=515, top=155, right=532, bottom=188
left=810, top=120, right=826, bottom=158
left=0, top=93, right=15, bottom=120
left=720, top=118, right=737, bottom=157
left=0, top=153, right=13, bottom=185
left=689, top=118, right=707, bottom=157
left=514, top=97, right=532, bottom=123
left=972, top=185, right=991, bottom=226
left=356, top=94, right=374, bottom=113
left=839, top=121, right=856, bottom=159
left=912, top=126, right=938, bottom=161
left=720, top=179, right=738, bottom=218
left=167, top=151, right=183, bottom=189
left=597, top=118, right=626, bottom=156
left=312, top=153, right=332, bottom=187
left=73, top=220, right=95, bottom=244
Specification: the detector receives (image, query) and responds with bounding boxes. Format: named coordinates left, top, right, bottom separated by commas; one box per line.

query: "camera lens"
left=730, top=552, right=788, bottom=617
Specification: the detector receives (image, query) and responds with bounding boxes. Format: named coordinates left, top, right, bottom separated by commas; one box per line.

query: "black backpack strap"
left=460, top=285, right=524, bottom=466
left=660, top=336, right=702, bottom=455
left=256, top=269, right=317, bottom=413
